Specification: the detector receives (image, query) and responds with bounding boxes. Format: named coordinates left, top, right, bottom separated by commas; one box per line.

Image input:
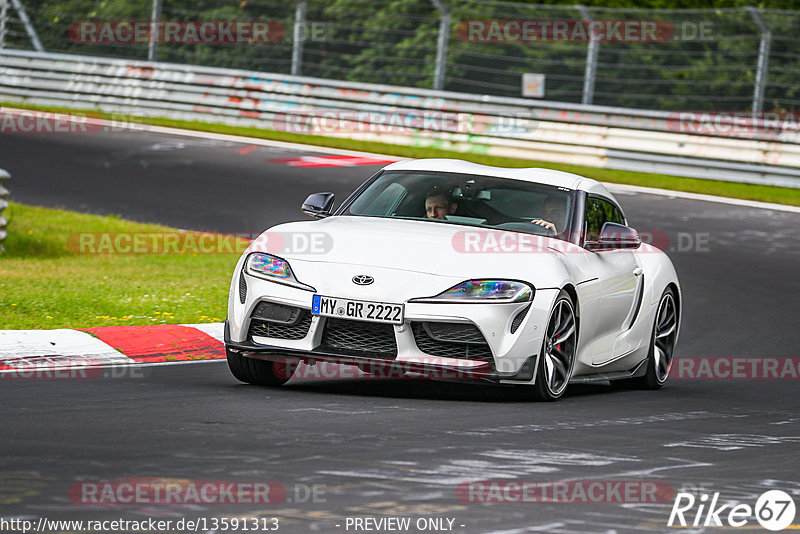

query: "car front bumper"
left=228, top=264, right=561, bottom=383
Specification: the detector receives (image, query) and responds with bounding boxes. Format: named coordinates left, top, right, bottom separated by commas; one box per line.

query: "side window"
left=584, top=197, right=625, bottom=242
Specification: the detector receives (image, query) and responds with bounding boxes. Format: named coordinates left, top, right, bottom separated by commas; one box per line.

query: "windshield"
left=345, top=170, right=576, bottom=239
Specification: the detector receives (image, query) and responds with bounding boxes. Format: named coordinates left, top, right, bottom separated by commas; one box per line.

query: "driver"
left=531, top=195, right=567, bottom=234
left=425, top=189, right=458, bottom=220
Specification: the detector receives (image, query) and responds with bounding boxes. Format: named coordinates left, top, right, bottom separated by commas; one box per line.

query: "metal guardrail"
left=1, top=49, right=799, bottom=188
left=0, top=168, right=9, bottom=252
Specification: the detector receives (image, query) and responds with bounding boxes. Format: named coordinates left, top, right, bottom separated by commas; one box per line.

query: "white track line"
left=0, top=357, right=225, bottom=375
left=0, top=329, right=130, bottom=362
left=97, top=358, right=226, bottom=369
left=181, top=322, right=225, bottom=343
left=0, top=324, right=228, bottom=370
left=133, top=123, right=406, bottom=160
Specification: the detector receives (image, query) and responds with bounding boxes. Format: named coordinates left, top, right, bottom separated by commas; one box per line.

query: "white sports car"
left=225, top=159, right=680, bottom=400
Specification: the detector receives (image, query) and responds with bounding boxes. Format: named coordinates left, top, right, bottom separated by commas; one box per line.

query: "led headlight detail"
left=412, top=280, right=533, bottom=303
left=248, top=253, right=292, bottom=279
left=245, top=253, right=316, bottom=291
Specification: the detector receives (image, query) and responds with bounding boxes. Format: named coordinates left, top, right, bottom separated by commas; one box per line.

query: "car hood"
left=248, top=216, right=568, bottom=279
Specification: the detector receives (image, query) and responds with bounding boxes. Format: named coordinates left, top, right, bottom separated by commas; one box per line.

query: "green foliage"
left=8, top=0, right=799, bottom=111
left=0, top=202, right=237, bottom=329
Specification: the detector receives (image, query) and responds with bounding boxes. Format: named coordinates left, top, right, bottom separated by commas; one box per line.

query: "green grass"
left=4, top=100, right=800, bottom=206
left=0, top=202, right=241, bottom=329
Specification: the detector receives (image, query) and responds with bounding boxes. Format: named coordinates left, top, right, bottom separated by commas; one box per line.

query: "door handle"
left=633, top=267, right=643, bottom=276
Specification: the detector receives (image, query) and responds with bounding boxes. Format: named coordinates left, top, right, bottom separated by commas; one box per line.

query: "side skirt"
left=569, top=358, right=648, bottom=384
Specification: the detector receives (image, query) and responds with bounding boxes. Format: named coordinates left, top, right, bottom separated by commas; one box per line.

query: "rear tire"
left=616, top=287, right=678, bottom=390
left=533, top=290, right=577, bottom=401
left=226, top=347, right=294, bottom=386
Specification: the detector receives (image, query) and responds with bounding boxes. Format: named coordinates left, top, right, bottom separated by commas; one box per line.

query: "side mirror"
left=586, top=222, right=640, bottom=251
left=301, top=192, right=335, bottom=219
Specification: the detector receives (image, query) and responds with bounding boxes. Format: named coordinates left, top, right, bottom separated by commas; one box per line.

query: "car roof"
left=383, top=158, right=617, bottom=202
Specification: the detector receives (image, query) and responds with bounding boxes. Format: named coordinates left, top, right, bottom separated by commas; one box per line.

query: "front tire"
left=533, top=290, right=578, bottom=401
left=226, top=347, right=294, bottom=386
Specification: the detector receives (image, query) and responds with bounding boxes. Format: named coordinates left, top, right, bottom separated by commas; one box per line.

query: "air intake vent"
left=252, top=301, right=302, bottom=324
left=510, top=305, right=531, bottom=333
left=248, top=302, right=312, bottom=340
left=238, top=271, right=247, bottom=304
left=249, top=312, right=312, bottom=340
left=411, top=322, right=493, bottom=362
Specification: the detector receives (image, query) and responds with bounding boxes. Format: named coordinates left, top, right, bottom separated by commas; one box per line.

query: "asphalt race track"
left=1, top=128, right=799, bottom=533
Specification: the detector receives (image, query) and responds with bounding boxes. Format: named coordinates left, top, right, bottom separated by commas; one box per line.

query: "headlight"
left=411, top=280, right=533, bottom=303
left=245, top=252, right=315, bottom=291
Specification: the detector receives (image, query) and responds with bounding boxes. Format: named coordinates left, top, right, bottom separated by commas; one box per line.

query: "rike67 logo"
left=668, top=490, right=796, bottom=531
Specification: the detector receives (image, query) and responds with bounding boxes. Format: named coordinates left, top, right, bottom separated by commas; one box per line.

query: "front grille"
left=319, top=318, right=397, bottom=358
left=248, top=302, right=312, bottom=340
left=411, top=322, right=493, bottom=362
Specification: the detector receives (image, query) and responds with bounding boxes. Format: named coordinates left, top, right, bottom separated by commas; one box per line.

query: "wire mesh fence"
left=1, top=0, right=798, bottom=112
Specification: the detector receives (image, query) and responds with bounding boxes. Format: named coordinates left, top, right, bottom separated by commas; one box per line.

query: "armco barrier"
left=1, top=49, right=799, bottom=188
left=0, top=168, right=9, bottom=252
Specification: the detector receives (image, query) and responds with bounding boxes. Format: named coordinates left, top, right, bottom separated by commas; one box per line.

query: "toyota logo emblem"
left=352, top=275, right=374, bottom=286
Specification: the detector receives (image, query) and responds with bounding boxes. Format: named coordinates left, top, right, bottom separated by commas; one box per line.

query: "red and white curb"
left=0, top=323, right=226, bottom=374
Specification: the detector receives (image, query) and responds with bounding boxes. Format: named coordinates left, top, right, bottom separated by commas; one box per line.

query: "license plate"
left=312, top=295, right=404, bottom=325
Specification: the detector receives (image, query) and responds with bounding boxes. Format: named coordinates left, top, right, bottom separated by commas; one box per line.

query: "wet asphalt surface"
left=1, top=128, right=798, bottom=533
